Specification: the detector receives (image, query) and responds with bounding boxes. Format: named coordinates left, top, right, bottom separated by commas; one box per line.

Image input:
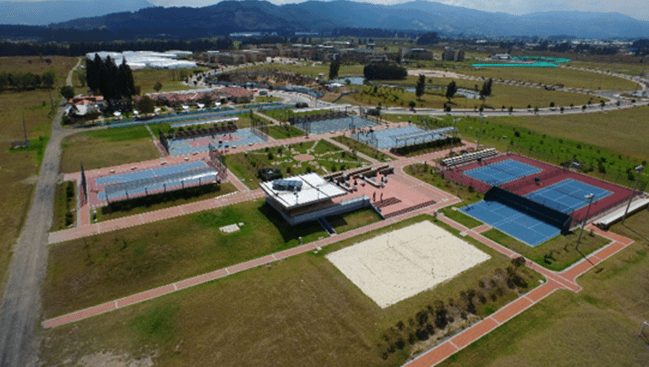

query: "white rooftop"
left=260, top=173, right=347, bottom=210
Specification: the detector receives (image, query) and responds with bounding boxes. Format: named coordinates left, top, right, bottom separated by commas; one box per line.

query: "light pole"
left=476, top=114, right=484, bottom=150
left=576, top=193, right=595, bottom=252
left=622, top=165, right=644, bottom=224
left=457, top=170, right=463, bottom=199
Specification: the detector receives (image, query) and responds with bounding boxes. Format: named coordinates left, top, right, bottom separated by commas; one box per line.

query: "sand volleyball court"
left=326, top=221, right=491, bottom=308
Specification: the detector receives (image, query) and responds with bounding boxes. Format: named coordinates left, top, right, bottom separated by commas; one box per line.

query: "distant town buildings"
left=442, top=49, right=465, bottom=62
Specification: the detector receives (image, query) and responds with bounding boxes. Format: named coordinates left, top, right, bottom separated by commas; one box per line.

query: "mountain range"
left=3, top=0, right=649, bottom=39
left=0, top=0, right=154, bottom=25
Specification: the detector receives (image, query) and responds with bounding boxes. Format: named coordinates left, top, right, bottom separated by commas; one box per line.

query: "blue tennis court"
left=525, top=179, right=612, bottom=214
left=462, top=200, right=561, bottom=246
left=464, top=159, right=542, bottom=186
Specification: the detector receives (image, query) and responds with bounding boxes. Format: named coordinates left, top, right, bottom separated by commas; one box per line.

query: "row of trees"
left=86, top=54, right=136, bottom=101
left=363, top=62, right=407, bottom=80
left=0, top=68, right=56, bottom=91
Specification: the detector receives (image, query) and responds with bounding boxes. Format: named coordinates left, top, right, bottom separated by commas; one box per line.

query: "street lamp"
left=622, top=165, right=644, bottom=224
left=476, top=114, right=484, bottom=150
left=576, top=193, right=595, bottom=252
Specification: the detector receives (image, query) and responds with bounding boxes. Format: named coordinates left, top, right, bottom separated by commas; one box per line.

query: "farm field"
left=0, top=55, right=78, bottom=296
left=40, top=215, right=542, bottom=367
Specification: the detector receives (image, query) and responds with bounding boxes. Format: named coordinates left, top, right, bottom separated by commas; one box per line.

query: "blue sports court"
left=525, top=178, right=611, bottom=214
left=464, top=159, right=542, bottom=186
left=461, top=179, right=612, bottom=246
left=462, top=200, right=563, bottom=246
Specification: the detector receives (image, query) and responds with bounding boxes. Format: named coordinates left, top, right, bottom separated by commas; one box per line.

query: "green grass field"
left=226, top=139, right=369, bottom=189
left=133, top=68, right=206, bottom=94
left=236, top=62, right=365, bottom=80
left=482, top=228, right=610, bottom=271
left=404, top=163, right=484, bottom=205
left=438, top=210, right=649, bottom=367
left=59, top=125, right=161, bottom=173
left=43, top=199, right=328, bottom=318
left=0, top=55, right=78, bottom=297
left=458, top=65, right=639, bottom=91
left=327, top=208, right=383, bottom=233
left=327, top=82, right=593, bottom=110
left=439, top=207, right=482, bottom=229
left=40, top=215, right=542, bottom=367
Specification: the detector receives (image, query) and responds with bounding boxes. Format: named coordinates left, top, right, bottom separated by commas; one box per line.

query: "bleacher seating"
left=441, top=148, right=497, bottom=166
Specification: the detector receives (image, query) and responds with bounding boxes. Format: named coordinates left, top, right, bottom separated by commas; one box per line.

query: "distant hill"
left=4, top=0, right=649, bottom=39
left=0, top=0, right=154, bottom=25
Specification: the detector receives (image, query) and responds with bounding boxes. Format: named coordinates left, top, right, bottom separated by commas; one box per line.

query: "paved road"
left=0, top=58, right=81, bottom=367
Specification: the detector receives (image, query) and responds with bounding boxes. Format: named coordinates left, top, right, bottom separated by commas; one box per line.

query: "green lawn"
left=43, top=199, right=328, bottom=318
left=59, top=125, right=161, bottom=173
left=97, top=182, right=239, bottom=222
left=40, top=215, right=542, bottom=367
left=440, top=207, right=482, bottom=229
left=458, top=65, right=639, bottom=91
left=327, top=208, right=383, bottom=233
left=482, top=228, right=610, bottom=271
left=325, top=79, right=594, bottom=110
left=404, top=163, right=484, bottom=205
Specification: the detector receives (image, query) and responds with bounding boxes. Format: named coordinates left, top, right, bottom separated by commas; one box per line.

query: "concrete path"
left=0, top=57, right=82, bottom=367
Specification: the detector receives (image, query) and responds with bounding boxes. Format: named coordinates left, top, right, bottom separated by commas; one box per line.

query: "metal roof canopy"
left=105, top=167, right=218, bottom=200
left=260, top=173, right=347, bottom=210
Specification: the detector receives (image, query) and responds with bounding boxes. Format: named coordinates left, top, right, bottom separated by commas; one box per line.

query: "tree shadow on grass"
left=257, top=202, right=326, bottom=244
